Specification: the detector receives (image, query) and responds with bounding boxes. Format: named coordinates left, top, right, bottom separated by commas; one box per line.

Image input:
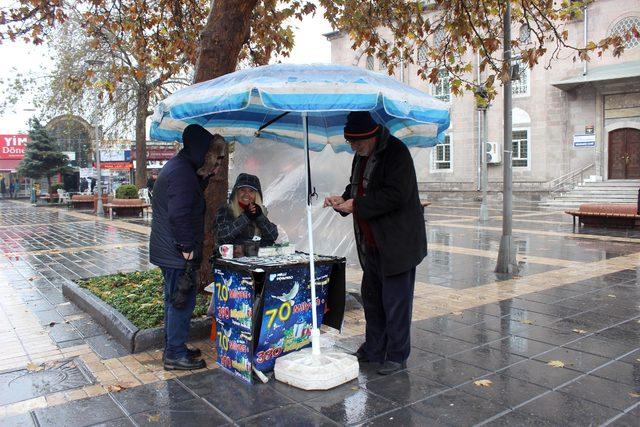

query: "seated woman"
left=214, top=173, right=278, bottom=256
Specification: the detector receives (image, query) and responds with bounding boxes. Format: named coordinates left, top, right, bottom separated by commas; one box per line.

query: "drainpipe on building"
left=583, top=5, right=588, bottom=76
left=477, top=52, right=490, bottom=221
left=477, top=53, right=482, bottom=192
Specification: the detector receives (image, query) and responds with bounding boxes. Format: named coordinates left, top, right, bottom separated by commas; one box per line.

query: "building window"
left=432, top=69, right=451, bottom=102
left=512, top=60, right=530, bottom=97
left=434, top=28, right=446, bottom=47
left=417, top=45, right=427, bottom=64
left=518, top=25, right=531, bottom=43
left=609, top=16, right=640, bottom=50
left=434, top=134, right=451, bottom=170
left=365, top=56, right=374, bottom=70
left=512, top=129, right=529, bottom=168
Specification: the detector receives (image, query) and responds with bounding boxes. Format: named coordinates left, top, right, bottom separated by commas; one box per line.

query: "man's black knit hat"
left=344, top=111, right=380, bottom=141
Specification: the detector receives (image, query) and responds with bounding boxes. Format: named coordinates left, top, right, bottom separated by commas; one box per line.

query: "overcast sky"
left=0, top=8, right=333, bottom=135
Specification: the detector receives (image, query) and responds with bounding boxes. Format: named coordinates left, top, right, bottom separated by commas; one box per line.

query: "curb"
left=62, top=281, right=211, bottom=353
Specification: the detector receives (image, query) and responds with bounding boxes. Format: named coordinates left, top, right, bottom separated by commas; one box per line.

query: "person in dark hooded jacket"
left=150, top=124, right=223, bottom=371
left=214, top=173, right=278, bottom=256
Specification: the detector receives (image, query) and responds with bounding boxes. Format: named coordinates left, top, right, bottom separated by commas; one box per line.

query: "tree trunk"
left=194, top=0, right=258, bottom=286
left=135, top=85, right=150, bottom=189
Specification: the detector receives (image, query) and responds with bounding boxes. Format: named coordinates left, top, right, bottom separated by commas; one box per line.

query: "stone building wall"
left=327, top=0, right=640, bottom=192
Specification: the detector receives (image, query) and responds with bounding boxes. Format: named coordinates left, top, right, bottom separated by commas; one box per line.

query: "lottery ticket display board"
left=212, top=253, right=346, bottom=384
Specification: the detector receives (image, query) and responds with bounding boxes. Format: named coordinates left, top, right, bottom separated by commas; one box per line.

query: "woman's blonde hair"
left=230, top=190, right=265, bottom=237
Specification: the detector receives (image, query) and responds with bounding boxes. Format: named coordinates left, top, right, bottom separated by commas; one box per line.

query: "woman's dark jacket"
left=149, top=125, right=210, bottom=269
left=214, top=173, right=278, bottom=246
left=341, top=127, right=427, bottom=276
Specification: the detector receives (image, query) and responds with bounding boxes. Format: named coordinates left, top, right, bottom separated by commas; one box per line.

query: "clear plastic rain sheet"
left=229, top=138, right=431, bottom=268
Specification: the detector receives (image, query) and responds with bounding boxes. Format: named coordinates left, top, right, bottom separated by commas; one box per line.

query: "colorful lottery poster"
left=212, top=268, right=253, bottom=332
left=215, top=319, right=253, bottom=384
left=253, top=264, right=333, bottom=372
left=213, top=268, right=255, bottom=383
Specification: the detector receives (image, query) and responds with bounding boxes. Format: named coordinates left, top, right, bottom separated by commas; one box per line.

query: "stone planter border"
left=62, top=280, right=211, bottom=353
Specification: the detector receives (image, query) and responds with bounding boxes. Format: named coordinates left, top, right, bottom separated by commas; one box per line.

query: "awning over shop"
left=0, top=159, right=21, bottom=172
left=552, top=60, right=640, bottom=91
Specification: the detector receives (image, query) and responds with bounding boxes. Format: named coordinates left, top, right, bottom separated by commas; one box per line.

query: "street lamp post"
left=496, top=0, right=519, bottom=274
left=85, top=59, right=105, bottom=217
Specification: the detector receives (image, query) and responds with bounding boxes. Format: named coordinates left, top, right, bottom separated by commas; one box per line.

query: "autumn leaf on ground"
left=107, top=384, right=126, bottom=393
left=147, top=413, right=161, bottom=423
left=474, top=379, right=493, bottom=387
left=572, top=329, right=587, bottom=334
left=547, top=360, right=565, bottom=368
left=520, top=320, right=534, bottom=325
left=26, top=362, right=43, bottom=372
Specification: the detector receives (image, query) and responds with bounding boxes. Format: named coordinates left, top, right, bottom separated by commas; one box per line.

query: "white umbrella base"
left=274, top=348, right=359, bottom=390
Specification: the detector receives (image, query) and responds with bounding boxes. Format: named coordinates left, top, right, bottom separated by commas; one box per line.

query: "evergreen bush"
left=115, top=184, right=139, bottom=199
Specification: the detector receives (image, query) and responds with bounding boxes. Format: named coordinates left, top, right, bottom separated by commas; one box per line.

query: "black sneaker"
left=164, top=356, right=206, bottom=371
left=378, top=360, right=407, bottom=375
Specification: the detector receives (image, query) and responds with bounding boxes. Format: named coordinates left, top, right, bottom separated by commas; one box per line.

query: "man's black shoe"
left=378, top=360, right=407, bottom=375
left=162, top=347, right=202, bottom=362
left=353, top=349, right=370, bottom=363
left=187, top=347, right=202, bottom=359
left=164, top=356, right=206, bottom=371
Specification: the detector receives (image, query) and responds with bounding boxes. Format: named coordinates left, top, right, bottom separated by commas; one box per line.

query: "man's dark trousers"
left=360, top=247, right=416, bottom=363
left=161, top=267, right=197, bottom=359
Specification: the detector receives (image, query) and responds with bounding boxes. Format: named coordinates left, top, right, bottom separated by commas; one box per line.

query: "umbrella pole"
left=302, top=112, right=321, bottom=356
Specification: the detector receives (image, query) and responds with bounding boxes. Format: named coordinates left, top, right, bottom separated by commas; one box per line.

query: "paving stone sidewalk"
left=0, top=199, right=638, bottom=426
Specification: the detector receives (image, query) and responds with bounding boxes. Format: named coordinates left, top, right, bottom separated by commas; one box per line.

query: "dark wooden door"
left=608, top=128, right=640, bottom=179
left=627, top=129, right=640, bottom=179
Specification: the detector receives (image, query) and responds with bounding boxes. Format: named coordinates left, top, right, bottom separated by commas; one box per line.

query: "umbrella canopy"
left=150, top=63, right=450, bottom=152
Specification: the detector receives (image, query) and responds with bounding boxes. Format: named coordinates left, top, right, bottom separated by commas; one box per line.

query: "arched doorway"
left=608, top=128, right=640, bottom=179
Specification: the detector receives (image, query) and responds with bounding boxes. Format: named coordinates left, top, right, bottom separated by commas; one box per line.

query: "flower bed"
left=77, top=269, right=209, bottom=330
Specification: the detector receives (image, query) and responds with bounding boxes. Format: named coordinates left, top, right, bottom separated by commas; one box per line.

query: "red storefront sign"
left=101, top=161, right=133, bottom=170
left=0, top=134, right=28, bottom=160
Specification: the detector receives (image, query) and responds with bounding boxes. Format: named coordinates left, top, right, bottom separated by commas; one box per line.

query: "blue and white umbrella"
left=150, top=64, right=450, bottom=374
left=150, top=63, right=450, bottom=152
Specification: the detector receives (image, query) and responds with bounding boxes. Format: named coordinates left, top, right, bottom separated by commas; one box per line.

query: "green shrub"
left=77, top=269, right=209, bottom=329
left=115, top=184, right=139, bottom=199
left=49, top=183, right=64, bottom=194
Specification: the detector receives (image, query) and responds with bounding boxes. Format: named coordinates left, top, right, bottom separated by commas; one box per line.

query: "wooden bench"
left=70, top=194, right=95, bottom=209
left=38, top=194, right=59, bottom=204
left=565, top=203, right=640, bottom=230
left=104, top=198, right=151, bottom=220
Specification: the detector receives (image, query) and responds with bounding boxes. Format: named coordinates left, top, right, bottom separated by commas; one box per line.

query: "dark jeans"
left=161, top=267, right=197, bottom=359
left=360, top=247, right=416, bottom=363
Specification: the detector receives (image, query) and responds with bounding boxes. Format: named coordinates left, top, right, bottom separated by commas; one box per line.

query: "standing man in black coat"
left=324, top=111, right=427, bottom=375
left=150, top=124, right=224, bottom=370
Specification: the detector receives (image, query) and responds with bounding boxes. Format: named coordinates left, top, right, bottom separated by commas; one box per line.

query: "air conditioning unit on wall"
left=486, top=141, right=502, bottom=164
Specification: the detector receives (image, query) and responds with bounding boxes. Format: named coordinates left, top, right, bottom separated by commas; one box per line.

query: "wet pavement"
left=0, top=199, right=638, bottom=426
